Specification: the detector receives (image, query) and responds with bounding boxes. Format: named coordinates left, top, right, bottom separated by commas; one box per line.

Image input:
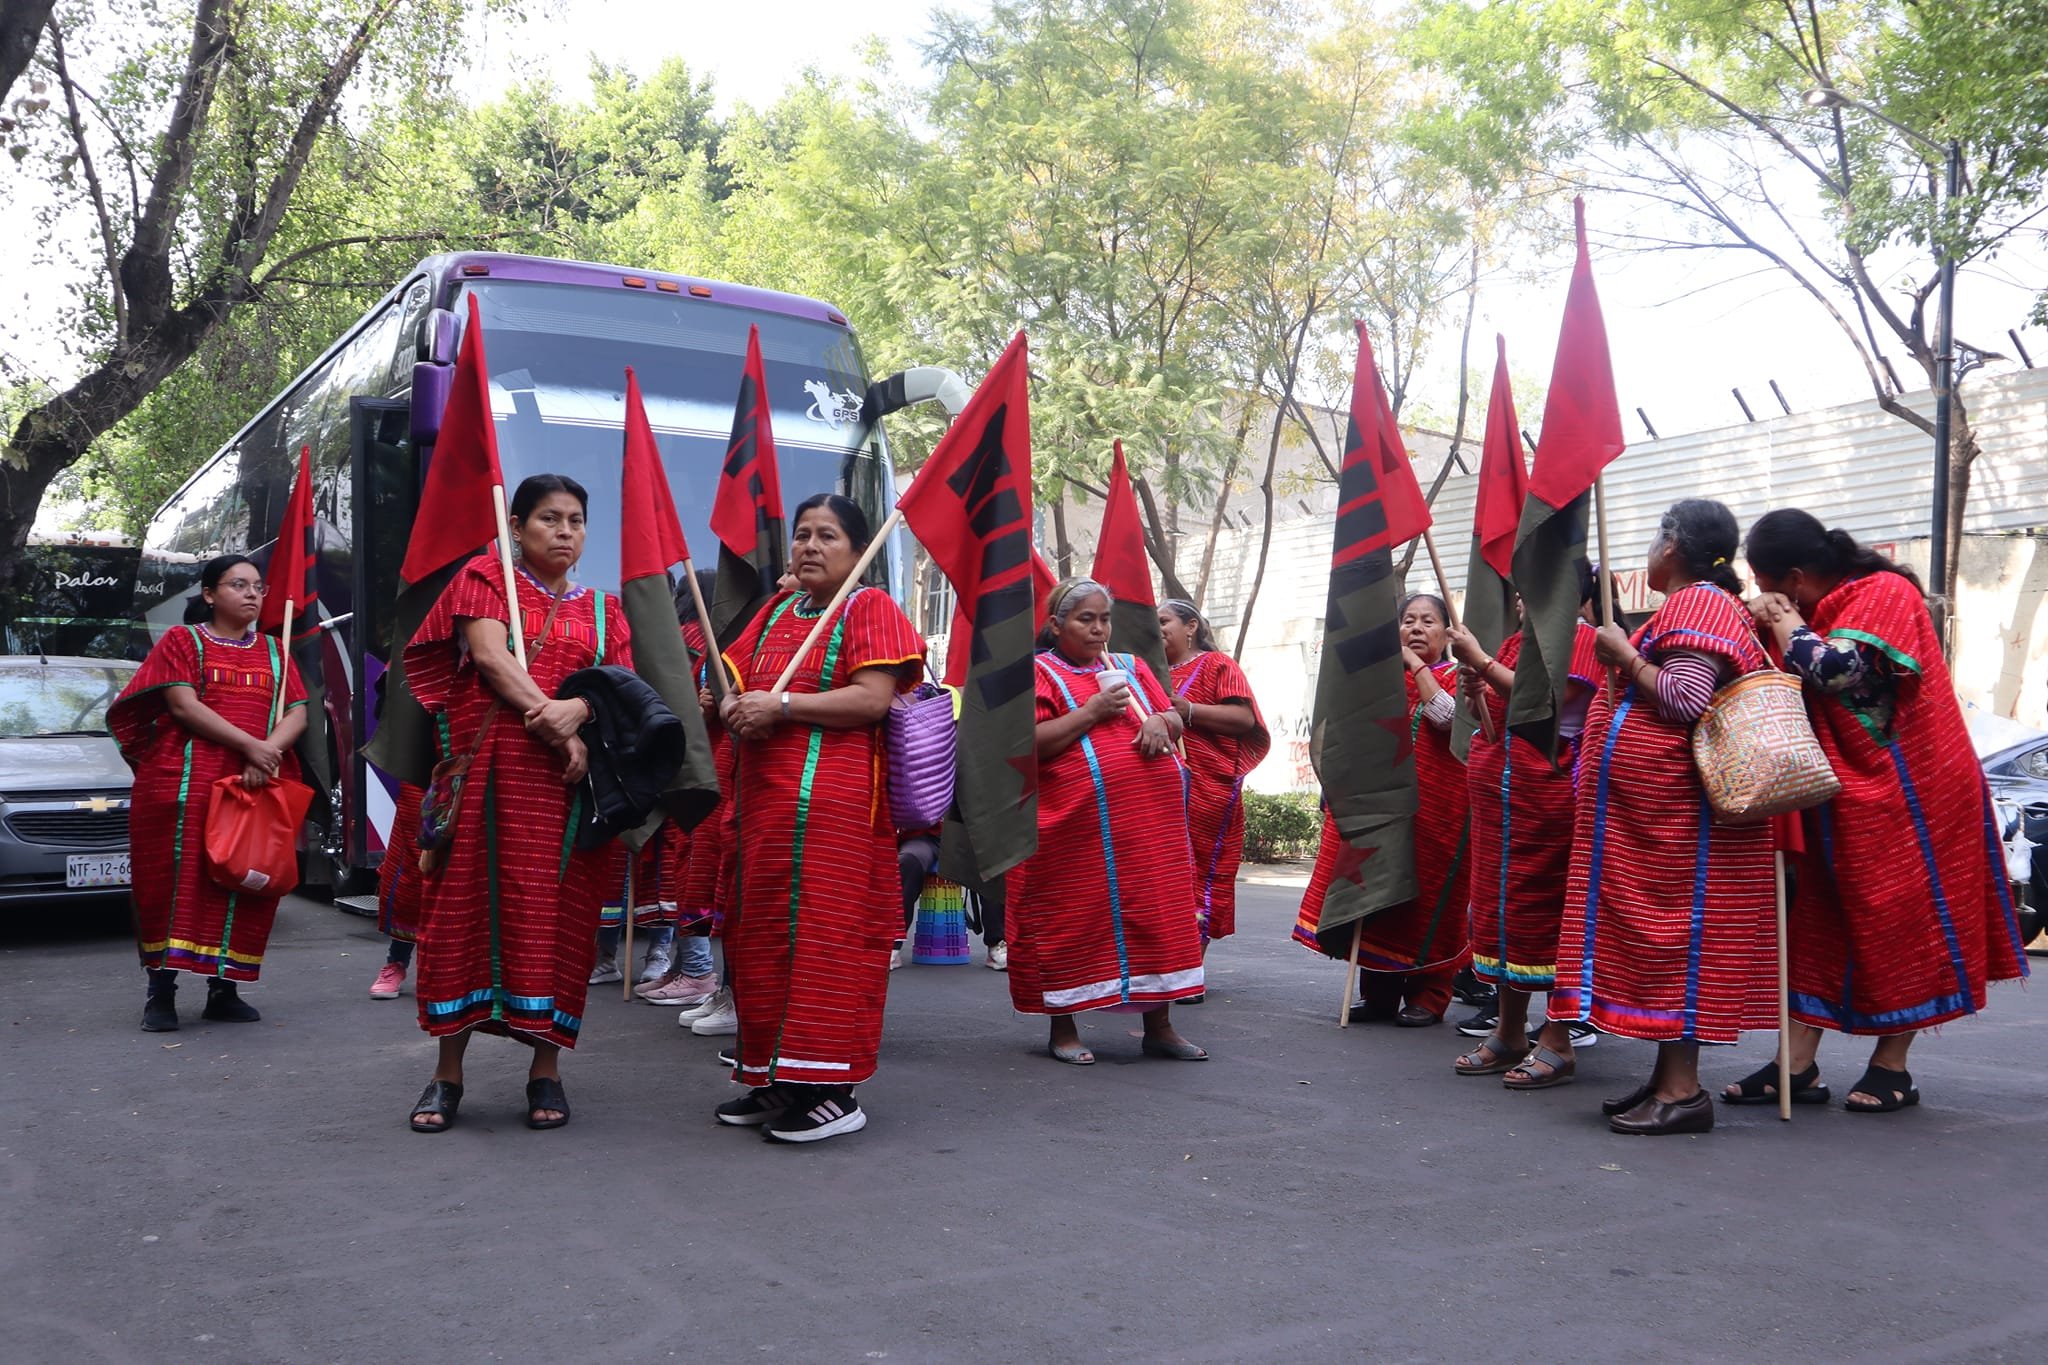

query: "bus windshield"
left=457, top=279, right=885, bottom=593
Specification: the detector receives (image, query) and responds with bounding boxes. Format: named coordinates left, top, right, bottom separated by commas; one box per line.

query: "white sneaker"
left=889, top=946, right=903, bottom=971
left=986, top=941, right=1008, bottom=971
left=588, top=957, right=623, bottom=986
left=637, top=942, right=676, bottom=984
left=689, top=987, right=738, bottom=1036
left=678, top=984, right=726, bottom=1022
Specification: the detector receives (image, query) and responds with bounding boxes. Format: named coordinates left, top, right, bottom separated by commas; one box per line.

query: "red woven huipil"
left=1551, top=584, right=1777, bottom=1043
left=726, top=588, right=925, bottom=1087
left=1008, top=651, right=1205, bottom=1014
left=1786, top=572, right=2028, bottom=1032
left=405, top=555, right=629, bottom=1049
left=1466, top=624, right=1598, bottom=989
left=1292, top=661, right=1471, bottom=976
left=1170, top=649, right=1270, bottom=941
left=111, top=626, right=308, bottom=980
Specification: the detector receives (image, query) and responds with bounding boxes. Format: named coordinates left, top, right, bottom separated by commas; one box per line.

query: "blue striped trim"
left=1494, top=742, right=1512, bottom=972
left=1682, top=791, right=1712, bottom=1039
left=1816, top=800, right=1857, bottom=1020
left=1888, top=745, right=1972, bottom=1003
left=1575, top=691, right=1634, bottom=1019
left=1040, top=661, right=1132, bottom=1000
left=1790, top=987, right=1977, bottom=1032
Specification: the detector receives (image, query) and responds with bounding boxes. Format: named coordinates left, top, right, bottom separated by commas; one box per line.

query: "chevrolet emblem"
left=74, top=796, right=128, bottom=813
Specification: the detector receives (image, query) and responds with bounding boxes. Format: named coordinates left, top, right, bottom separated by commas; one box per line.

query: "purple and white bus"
left=135, top=252, right=961, bottom=892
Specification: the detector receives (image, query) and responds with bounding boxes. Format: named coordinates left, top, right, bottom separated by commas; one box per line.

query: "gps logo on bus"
left=55, top=571, right=120, bottom=590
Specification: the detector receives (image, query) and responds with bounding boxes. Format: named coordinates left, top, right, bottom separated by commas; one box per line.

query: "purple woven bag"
left=887, top=683, right=957, bottom=831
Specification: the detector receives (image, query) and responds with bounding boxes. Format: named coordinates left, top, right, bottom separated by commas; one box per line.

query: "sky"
left=5, top=0, right=2043, bottom=455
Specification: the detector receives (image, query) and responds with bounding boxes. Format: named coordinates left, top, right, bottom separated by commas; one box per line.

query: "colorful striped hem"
left=1790, top=987, right=1980, bottom=1035
left=422, top=988, right=583, bottom=1038
left=1470, top=952, right=1557, bottom=989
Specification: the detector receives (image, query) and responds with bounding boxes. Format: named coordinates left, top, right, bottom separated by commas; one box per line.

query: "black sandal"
left=410, top=1079, right=462, bottom=1133
left=1844, top=1064, right=1919, bottom=1113
left=526, top=1076, right=571, bottom=1129
left=1722, top=1060, right=1831, bottom=1106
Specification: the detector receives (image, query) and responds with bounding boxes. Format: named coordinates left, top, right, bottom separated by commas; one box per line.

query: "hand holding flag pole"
left=1417, top=528, right=1495, bottom=742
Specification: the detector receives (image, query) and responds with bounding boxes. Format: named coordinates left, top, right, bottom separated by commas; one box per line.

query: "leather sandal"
left=1454, top=1035, right=1526, bottom=1076
left=1503, top=1043, right=1576, bottom=1090
left=525, top=1076, right=571, bottom=1129
left=409, top=1079, right=463, bottom=1134
left=1722, top=1059, right=1830, bottom=1106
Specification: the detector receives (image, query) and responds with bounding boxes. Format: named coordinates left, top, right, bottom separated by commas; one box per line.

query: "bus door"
left=348, top=397, right=418, bottom=873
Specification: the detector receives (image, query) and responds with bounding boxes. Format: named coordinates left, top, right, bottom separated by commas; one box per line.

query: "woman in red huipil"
left=111, top=553, right=308, bottom=1032
left=1728, top=509, right=2028, bottom=1113
left=1293, top=593, right=1471, bottom=1026
left=1553, top=499, right=1778, bottom=1137
left=1159, top=599, right=1270, bottom=949
left=403, top=473, right=630, bottom=1134
left=711, top=495, right=925, bottom=1144
left=1008, top=578, right=1206, bottom=1065
left=1446, top=568, right=1599, bottom=1086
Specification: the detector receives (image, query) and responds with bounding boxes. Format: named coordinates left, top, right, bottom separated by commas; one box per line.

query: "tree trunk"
left=1943, top=391, right=1980, bottom=642
left=1050, top=495, right=1074, bottom=577
left=1194, top=419, right=1251, bottom=606
left=1234, top=404, right=1289, bottom=662
left=0, top=0, right=55, bottom=107
left=1131, top=470, right=1193, bottom=602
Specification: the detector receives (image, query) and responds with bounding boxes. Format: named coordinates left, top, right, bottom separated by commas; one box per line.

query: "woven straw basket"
left=1691, top=670, right=1841, bottom=823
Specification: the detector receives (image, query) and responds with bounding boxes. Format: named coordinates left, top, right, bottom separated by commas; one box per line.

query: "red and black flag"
left=1453, top=337, right=1529, bottom=757
left=1092, top=440, right=1170, bottom=694
left=1304, top=323, right=1421, bottom=956
left=364, top=293, right=508, bottom=787
left=897, top=331, right=1039, bottom=884
left=618, top=366, right=720, bottom=832
left=1508, top=198, right=1625, bottom=763
left=259, top=445, right=319, bottom=640
left=708, top=324, right=787, bottom=649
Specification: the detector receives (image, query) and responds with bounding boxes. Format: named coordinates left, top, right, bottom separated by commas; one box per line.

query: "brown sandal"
left=1454, top=1035, right=1526, bottom=1076
left=1503, top=1043, right=1576, bottom=1090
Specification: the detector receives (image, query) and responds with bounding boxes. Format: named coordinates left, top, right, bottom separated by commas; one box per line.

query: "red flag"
left=709, top=324, right=785, bottom=561
left=1091, top=441, right=1154, bottom=606
left=1474, top=336, right=1528, bottom=579
left=1526, top=197, right=1626, bottom=510
left=619, top=367, right=690, bottom=584
left=952, top=548, right=1057, bottom=678
left=259, top=445, right=318, bottom=635
left=400, top=293, right=506, bottom=584
left=900, top=333, right=1037, bottom=689
left=1337, top=323, right=1431, bottom=564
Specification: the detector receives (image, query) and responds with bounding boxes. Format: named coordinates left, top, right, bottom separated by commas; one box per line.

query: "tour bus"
left=3, top=534, right=149, bottom=659
left=135, top=252, right=953, bottom=892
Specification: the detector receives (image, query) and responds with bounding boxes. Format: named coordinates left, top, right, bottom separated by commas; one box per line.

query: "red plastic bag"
left=203, top=774, right=315, bottom=898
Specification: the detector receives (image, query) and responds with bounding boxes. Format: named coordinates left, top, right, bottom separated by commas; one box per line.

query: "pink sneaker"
left=369, top=962, right=406, bottom=999
left=640, top=973, right=719, bottom=1007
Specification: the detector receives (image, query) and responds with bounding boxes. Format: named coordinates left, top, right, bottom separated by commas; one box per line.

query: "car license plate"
left=66, top=853, right=130, bottom=888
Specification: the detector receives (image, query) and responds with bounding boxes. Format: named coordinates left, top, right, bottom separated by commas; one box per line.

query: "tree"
left=0, top=0, right=494, bottom=591
left=0, top=0, right=55, bottom=108
left=1410, top=0, right=2048, bottom=620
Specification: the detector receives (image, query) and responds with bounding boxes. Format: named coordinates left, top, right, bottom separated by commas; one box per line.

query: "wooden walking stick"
left=271, top=599, right=294, bottom=730
left=768, top=510, right=905, bottom=695
left=491, top=484, right=528, bottom=669
left=1775, top=850, right=1793, bottom=1122
left=679, top=557, right=728, bottom=701
left=1337, top=919, right=1363, bottom=1028
left=1419, top=528, right=1497, bottom=743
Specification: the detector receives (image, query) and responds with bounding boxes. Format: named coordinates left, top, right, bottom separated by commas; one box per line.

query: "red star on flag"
left=1328, top=839, right=1379, bottom=886
left=1371, top=711, right=1416, bottom=768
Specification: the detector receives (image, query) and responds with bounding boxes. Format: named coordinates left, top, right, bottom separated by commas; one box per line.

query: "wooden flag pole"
left=622, top=855, right=637, bottom=1002
left=1337, top=919, right=1363, bottom=1028
left=679, top=557, right=729, bottom=702
left=769, top=509, right=905, bottom=695
left=272, top=599, right=294, bottom=730
left=492, top=484, right=529, bottom=669
left=1419, top=528, right=1496, bottom=743
left=1775, top=850, right=1793, bottom=1122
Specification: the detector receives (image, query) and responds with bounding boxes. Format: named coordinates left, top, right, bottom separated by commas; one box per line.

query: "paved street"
left=4, top=882, right=2044, bottom=1363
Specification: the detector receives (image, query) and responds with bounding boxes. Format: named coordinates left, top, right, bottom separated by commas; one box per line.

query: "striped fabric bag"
left=1691, top=670, right=1840, bottom=823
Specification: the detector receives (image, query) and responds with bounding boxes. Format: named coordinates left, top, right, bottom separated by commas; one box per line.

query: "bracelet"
left=1630, top=655, right=1655, bottom=680
left=780, top=691, right=792, bottom=720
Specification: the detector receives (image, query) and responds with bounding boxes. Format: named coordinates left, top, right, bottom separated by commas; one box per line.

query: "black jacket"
left=557, top=665, right=686, bottom=851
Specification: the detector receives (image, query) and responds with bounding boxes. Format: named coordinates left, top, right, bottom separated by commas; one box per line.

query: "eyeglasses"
left=216, top=579, right=268, bottom=596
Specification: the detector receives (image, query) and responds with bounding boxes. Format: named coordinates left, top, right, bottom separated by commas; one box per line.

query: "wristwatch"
left=780, top=691, right=792, bottom=720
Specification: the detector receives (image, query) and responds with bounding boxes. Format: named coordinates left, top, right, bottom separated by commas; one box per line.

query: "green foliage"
left=1241, top=789, right=1319, bottom=863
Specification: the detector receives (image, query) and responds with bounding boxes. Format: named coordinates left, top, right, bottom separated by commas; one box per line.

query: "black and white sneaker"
left=715, top=1085, right=794, bottom=1126
left=764, top=1087, right=866, bottom=1144
left=1454, top=1008, right=1499, bottom=1038
left=1564, top=1020, right=1599, bottom=1049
